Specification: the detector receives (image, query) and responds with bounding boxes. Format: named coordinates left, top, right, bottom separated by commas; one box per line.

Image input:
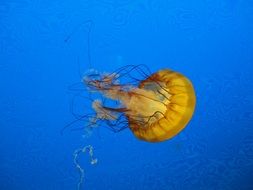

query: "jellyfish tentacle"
left=73, top=145, right=97, bottom=190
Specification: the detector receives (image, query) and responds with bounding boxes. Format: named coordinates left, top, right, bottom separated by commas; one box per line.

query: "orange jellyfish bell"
left=84, top=67, right=196, bottom=142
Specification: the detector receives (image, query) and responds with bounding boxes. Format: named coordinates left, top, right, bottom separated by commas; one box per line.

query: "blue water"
left=1, top=0, right=253, bottom=189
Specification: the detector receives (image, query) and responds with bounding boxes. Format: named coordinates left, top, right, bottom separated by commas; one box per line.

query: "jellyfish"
left=83, top=65, right=196, bottom=142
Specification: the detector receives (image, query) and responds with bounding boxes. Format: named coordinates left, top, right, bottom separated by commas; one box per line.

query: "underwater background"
left=1, top=0, right=253, bottom=189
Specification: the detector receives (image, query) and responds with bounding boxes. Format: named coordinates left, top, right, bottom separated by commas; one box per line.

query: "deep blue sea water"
left=1, top=0, right=253, bottom=190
